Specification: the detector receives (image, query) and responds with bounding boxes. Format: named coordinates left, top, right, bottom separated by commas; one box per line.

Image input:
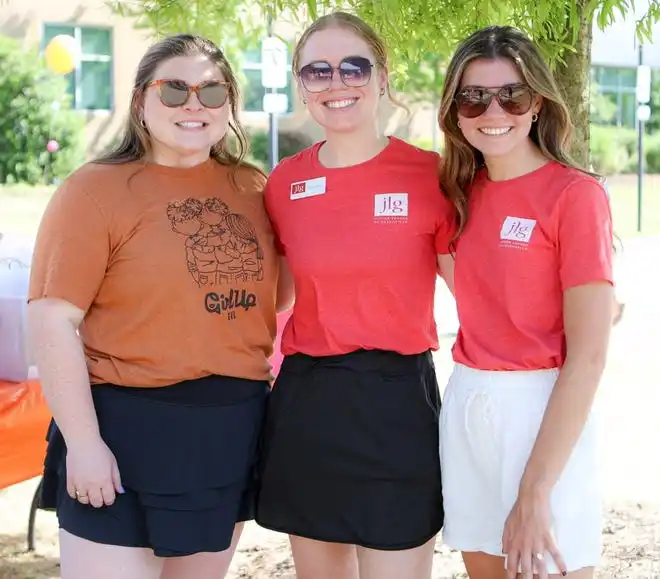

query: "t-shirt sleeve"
left=28, top=175, right=110, bottom=312
left=557, top=179, right=614, bottom=290
left=263, top=175, right=286, bottom=256
left=434, top=193, right=458, bottom=255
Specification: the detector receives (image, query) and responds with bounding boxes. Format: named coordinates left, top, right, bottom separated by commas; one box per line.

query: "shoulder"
left=270, top=143, right=320, bottom=180
left=552, top=164, right=608, bottom=203
left=49, top=162, right=126, bottom=208
left=229, top=163, right=268, bottom=196
left=384, top=137, right=441, bottom=172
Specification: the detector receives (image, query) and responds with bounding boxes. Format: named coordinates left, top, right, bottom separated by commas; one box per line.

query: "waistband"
left=282, top=349, right=434, bottom=374
left=451, top=363, right=559, bottom=388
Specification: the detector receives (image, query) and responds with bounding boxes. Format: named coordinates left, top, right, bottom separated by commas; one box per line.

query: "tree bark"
left=553, top=0, right=593, bottom=168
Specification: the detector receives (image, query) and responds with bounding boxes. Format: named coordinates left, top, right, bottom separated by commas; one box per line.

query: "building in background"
left=591, top=0, right=660, bottom=128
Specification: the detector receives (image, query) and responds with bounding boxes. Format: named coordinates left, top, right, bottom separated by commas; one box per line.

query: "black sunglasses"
left=147, top=79, right=230, bottom=109
left=455, top=84, right=534, bottom=118
left=298, top=56, right=374, bottom=93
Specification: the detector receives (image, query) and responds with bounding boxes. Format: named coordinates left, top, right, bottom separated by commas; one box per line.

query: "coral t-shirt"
left=452, top=161, right=614, bottom=371
left=29, top=159, right=279, bottom=386
left=264, top=137, right=456, bottom=357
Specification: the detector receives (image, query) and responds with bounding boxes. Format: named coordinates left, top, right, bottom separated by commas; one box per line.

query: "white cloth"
left=439, top=363, right=602, bottom=574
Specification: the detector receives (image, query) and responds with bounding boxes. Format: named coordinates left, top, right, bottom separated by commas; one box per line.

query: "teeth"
left=480, top=127, right=511, bottom=135
left=177, top=121, right=205, bottom=128
left=325, top=99, right=357, bottom=109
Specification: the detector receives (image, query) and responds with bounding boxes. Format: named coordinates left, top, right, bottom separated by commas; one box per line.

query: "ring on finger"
left=535, top=552, right=544, bottom=561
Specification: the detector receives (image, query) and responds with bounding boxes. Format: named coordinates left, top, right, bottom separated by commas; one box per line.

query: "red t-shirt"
left=452, top=161, right=614, bottom=371
left=265, top=137, right=456, bottom=357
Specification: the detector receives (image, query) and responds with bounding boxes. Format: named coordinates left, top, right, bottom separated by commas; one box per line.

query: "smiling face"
left=456, top=57, right=542, bottom=162
left=296, top=26, right=387, bottom=135
left=142, top=54, right=230, bottom=167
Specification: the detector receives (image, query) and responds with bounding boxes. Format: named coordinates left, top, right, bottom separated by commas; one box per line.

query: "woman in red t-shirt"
left=256, top=11, right=456, bottom=579
left=437, top=26, right=614, bottom=579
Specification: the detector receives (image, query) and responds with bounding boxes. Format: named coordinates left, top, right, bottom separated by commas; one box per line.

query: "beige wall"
left=0, top=0, right=151, bottom=157
left=0, top=0, right=438, bottom=158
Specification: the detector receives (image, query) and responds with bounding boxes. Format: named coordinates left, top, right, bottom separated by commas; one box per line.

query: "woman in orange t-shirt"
left=28, top=34, right=292, bottom=579
left=437, top=26, right=614, bottom=579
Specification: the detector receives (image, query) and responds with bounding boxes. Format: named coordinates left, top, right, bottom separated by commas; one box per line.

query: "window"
left=43, top=24, right=113, bottom=111
left=591, top=65, right=637, bottom=128
left=240, top=46, right=294, bottom=114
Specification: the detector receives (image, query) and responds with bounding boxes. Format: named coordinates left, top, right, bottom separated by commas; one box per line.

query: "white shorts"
left=439, top=364, right=602, bottom=574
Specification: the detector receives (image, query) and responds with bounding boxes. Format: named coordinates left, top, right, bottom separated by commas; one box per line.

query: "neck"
left=318, top=125, right=388, bottom=168
left=484, top=138, right=549, bottom=182
left=148, top=145, right=211, bottom=168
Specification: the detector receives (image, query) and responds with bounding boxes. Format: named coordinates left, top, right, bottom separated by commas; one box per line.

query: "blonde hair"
left=439, top=26, right=591, bottom=239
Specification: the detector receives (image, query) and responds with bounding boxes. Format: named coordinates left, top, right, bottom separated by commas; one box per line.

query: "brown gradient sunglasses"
left=147, top=79, right=230, bottom=109
left=455, top=83, right=534, bottom=118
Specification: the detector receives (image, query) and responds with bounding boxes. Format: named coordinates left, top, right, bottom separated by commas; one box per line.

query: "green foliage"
left=106, top=0, right=268, bottom=66
left=247, top=129, right=313, bottom=166
left=589, top=81, right=618, bottom=125
left=590, top=125, right=637, bottom=175
left=0, top=35, right=85, bottom=185
left=253, top=0, right=659, bottom=84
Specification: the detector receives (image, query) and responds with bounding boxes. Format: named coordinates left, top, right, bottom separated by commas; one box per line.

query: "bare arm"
left=27, top=298, right=101, bottom=447
left=437, top=253, right=455, bottom=296
left=519, top=282, right=613, bottom=498
left=276, top=256, right=295, bottom=312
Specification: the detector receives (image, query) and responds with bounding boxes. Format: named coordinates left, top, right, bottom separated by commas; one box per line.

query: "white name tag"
left=290, top=177, right=327, bottom=200
left=500, top=216, right=537, bottom=243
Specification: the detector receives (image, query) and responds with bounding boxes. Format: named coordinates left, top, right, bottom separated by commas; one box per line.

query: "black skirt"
left=256, top=349, right=443, bottom=550
left=40, top=375, right=269, bottom=557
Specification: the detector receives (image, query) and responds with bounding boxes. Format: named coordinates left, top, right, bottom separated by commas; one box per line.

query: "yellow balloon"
left=45, top=35, right=77, bottom=75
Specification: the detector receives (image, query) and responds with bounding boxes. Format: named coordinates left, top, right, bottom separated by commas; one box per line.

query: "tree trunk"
left=553, top=0, right=593, bottom=168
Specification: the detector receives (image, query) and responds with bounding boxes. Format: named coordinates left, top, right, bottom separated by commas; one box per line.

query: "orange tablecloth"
left=0, top=380, right=50, bottom=490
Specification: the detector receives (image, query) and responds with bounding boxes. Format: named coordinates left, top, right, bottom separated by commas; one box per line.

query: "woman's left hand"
left=502, top=492, right=567, bottom=579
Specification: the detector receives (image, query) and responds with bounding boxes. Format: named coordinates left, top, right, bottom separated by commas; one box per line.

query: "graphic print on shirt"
left=373, top=193, right=408, bottom=224
left=499, top=216, right=537, bottom=250
left=167, top=197, right=263, bottom=320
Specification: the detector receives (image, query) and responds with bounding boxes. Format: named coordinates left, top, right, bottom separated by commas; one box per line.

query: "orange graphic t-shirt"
left=29, top=159, right=278, bottom=386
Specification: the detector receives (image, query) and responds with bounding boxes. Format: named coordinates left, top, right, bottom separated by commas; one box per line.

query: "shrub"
left=589, top=125, right=638, bottom=175
left=247, top=130, right=313, bottom=168
left=0, top=35, right=85, bottom=185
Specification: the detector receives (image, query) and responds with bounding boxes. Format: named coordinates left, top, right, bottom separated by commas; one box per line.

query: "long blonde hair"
left=439, top=26, right=589, bottom=238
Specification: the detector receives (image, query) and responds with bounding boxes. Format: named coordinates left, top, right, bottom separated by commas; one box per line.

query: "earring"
left=379, top=88, right=385, bottom=96
left=532, top=113, right=539, bottom=122
left=457, top=120, right=462, bottom=128
left=140, top=118, right=146, bottom=128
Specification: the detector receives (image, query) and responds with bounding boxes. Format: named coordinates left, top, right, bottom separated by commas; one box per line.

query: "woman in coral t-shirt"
left=437, top=26, right=614, bottom=579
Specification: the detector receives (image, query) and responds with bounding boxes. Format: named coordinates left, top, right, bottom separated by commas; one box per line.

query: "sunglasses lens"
left=456, top=90, right=489, bottom=119
left=299, top=63, right=333, bottom=92
left=198, top=82, right=229, bottom=108
left=499, top=85, right=533, bottom=115
left=159, top=80, right=190, bottom=107
left=339, top=57, right=372, bottom=87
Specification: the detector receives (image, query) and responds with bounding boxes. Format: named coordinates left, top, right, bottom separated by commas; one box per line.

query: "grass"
left=0, top=173, right=659, bottom=239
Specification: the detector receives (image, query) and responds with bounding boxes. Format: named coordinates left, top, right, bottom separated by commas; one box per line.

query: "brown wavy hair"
left=94, top=34, right=260, bottom=177
left=439, top=26, right=592, bottom=239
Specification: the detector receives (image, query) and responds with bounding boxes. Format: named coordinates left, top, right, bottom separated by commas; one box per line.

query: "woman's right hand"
left=65, top=436, right=124, bottom=508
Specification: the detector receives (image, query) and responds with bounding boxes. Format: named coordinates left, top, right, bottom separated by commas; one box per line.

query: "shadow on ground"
left=0, top=532, right=60, bottom=579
